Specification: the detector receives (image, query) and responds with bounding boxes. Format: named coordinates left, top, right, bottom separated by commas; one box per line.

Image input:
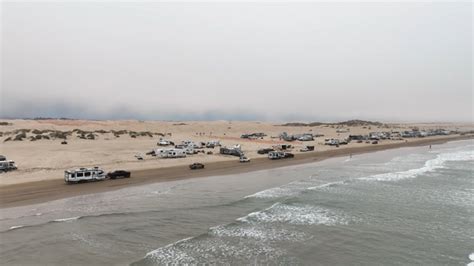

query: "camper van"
left=64, top=167, right=106, bottom=184
left=0, top=160, right=17, bottom=172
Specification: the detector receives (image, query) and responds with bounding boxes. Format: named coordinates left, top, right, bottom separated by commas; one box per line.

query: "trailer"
left=155, top=148, right=187, bottom=158
left=64, top=167, right=106, bottom=184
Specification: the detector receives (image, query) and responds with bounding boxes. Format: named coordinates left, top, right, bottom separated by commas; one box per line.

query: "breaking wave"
left=358, top=150, right=473, bottom=182
left=8, top=225, right=24, bottom=231
left=53, top=216, right=82, bottom=223
left=209, top=224, right=306, bottom=242
left=141, top=236, right=286, bottom=265
left=238, top=202, right=350, bottom=226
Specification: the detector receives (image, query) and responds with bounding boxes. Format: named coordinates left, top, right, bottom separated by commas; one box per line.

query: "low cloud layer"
left=1, top=2, right=472, bottom=122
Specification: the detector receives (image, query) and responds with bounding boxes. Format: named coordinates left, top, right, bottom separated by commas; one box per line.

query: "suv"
left=107, top=170, right=131, bottom=179
left=239, top=156, right=250, bottom=163
left=189, top=163, right=205, bottom=170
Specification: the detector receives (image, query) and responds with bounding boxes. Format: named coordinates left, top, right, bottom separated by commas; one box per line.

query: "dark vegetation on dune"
left=280, top=120, right=384, bottom=127
left=2, top=128, right=166, bottom=142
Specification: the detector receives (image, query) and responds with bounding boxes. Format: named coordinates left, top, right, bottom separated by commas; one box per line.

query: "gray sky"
left=1, top=1, right=472, bottom=122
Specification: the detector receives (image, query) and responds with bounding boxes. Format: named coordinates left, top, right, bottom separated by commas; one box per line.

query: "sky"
left=1, top=1, right=472, bottom=122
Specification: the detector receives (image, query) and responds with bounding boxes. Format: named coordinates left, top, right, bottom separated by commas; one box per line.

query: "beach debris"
left=135, top=154, right=144, bottom=160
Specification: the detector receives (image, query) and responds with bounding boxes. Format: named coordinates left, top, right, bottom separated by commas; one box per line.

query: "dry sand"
left=0, top=119, right=472, bottom=208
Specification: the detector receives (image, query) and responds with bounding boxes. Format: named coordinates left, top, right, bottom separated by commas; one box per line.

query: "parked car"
left=257, top=148, right=274, bottom=154
left=189, top=163, right=205, bottom=170
left=239, top=156, right=250, bottom=163
left=107, top=170, right=131, bottom=179
left=283, top=152, right=295, bottom=158
left=300, top=146, right=314, bottom=152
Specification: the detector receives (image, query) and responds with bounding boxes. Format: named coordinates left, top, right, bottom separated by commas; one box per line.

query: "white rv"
left=64, top=167, right=106, bottom=184
left=155, top=148, right=187, bottom=158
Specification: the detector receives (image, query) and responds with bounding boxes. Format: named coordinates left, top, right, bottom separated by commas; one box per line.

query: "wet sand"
left=0, top=134, right=471, bottom=209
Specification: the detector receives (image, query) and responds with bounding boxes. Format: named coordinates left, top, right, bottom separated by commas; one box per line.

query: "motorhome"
left=64, top=167, right=106, bottom=184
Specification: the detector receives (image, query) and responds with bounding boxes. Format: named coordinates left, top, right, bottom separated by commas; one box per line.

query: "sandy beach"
left=0, top=119, right=472, bottom=208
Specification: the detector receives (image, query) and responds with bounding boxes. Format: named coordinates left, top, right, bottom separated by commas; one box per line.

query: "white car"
left=239, top=156, right=250, bottom=163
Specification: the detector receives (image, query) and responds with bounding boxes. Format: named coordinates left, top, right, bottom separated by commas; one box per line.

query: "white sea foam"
left=244, top=187, right=297, bottom=199
left=53, top=216, right=81, bottom=222
left=145, top=236, right=284, bottom=264
left=8, top=225, right=24, bottom=230
left=238, top=203, right=349, bottom=226
left=469, top=252, right=474, bottom=261
left=244, top=180, right=312, bottom=199
left=359, top=150, right=473, bottom=182
left=209, top=224, right=306, bottom=241
left=307, top=181, right=346, bottom=190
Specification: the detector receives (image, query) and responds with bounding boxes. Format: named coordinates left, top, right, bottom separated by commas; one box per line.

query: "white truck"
left=0, top=160, right=17, bottom=172
left=64, top=167, right=106, bottom=184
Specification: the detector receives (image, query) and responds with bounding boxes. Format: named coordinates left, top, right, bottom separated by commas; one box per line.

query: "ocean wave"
left=358, top=150, right=473, bottom=182
left=53, top=216, right=82, bottom=222
left=238, top=203, right=349, bottom=226
left=142, top=236, right=286, bottom=265
left=307, top=180, right=349, bottom=190
left=209, top=224, right=306, bottom=242
left=244, top=180, right=313, bottom=199
left=244, top=187, right=298, bottom=199
left=8, top=225, right=25, bottom=231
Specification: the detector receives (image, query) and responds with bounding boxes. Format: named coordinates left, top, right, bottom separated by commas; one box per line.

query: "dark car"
left=189, top=163, right=205, bottom=170
left=107, top=170, right=131, bottom=179
left=283, top=152, right=295, bottom=158
left=257, top=148, right=274, bottom=154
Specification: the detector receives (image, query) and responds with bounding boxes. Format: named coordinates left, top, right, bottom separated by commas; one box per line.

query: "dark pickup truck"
left=189, top=163, right=205, bottom=170
left=107, top=170, right=131, bottom=179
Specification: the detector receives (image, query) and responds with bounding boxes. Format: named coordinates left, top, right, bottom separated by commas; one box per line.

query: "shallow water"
left=1, top=140, right=473, bottom=265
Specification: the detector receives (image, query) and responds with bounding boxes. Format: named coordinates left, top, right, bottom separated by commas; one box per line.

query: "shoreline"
left=0, top=135, right=472, bottom=209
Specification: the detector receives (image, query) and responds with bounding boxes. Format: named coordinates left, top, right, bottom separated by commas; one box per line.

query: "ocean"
left=1, top=140, right=473, bottom=265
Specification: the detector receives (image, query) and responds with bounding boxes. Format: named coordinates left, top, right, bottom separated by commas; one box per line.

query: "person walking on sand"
left=429, top=145, right=432, bottom=149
